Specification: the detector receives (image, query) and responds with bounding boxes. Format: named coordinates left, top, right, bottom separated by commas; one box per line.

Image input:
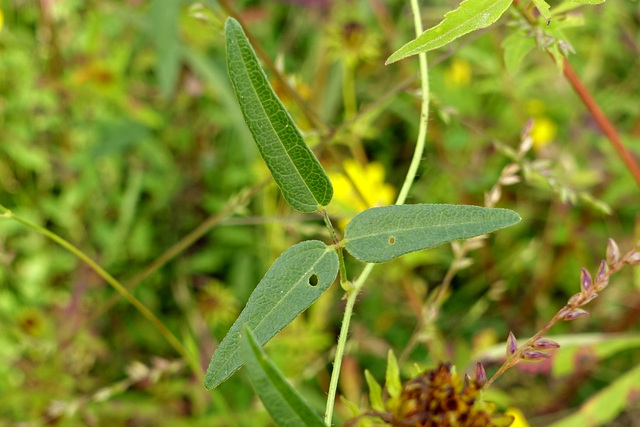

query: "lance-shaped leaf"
left=343, top=204, right=520, bottom=263
left=225, top=18, right=333, bottom=212
left=240, top=325, right=325, bottom=427
left=205, top=240, right=339, bottom=389
left=386, top=0, right=513, bottom=64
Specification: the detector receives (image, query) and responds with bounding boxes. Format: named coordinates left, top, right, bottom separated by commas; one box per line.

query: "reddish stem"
left=562, top=58, right=640, bottom=188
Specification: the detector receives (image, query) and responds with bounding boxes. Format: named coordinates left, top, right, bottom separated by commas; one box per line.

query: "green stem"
left=324, top=1, right=430, bottom=423
left=324, top=263, right=375, bottom=425
left=0, top=204, right=202, bottom=379
left=396, top=0, right=429, bottom=206
left=342, top=61, right=357, bottom=120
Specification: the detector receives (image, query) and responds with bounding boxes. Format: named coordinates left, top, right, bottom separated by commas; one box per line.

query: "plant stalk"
left=324, top=0, right=430, bottom=423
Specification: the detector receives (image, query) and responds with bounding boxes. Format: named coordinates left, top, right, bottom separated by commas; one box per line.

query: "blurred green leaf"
left=343, top=205, right=520, bottom=263
left=224, top=17, right=333, bottom=212
left=151, top=0, right=182, bottom=97
left=502, top=32, right=536, bottom=75
left=549, top=363, right=640, bottom=427
left=205, top=241, right=339, bottom=389
left=386, top=0, right=512, bottom=63
left=240, top=325, right=325, bottom=427
left=364, top=370, right=385, bottom=412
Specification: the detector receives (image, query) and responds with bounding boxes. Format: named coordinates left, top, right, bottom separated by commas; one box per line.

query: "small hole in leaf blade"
left=308, top=274, right=318, bottom=287
left=389, top=236, right=396, bottom=245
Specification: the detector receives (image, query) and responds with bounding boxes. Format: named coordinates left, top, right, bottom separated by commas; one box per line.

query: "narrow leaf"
left=343, top=204, right=520, bottom=263
left=205, top=240, right=339, bottom=388
left=240, top=326, right=325, bottom=427
left=532, top=0, right=551, bottom=23
left=386, top=0, right=512, bottom=64
left=225, top=18, right=333, bottom=212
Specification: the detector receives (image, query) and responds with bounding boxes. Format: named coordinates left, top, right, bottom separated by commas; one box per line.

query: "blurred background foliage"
left=0, top=0, right=639, bottom=425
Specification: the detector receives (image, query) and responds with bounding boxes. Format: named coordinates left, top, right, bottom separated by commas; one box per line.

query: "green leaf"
left=386, top=0, right=513, bottom=64
left=385, top=350, right=402, bottom=399
left=502, top=32, right=536, bottom=75
left=532, top=0, right=551, bottom=23
left=240, top=325, right=325, bottom=427
left=151, top=0, right=182, bottom=97
left=364, top=370, right=385, bottom=412
left=343, top=204, right=520, bottom=263
left=548, top=363, right=640, bottom=427
left=225, top=18, right=333, bottom=212
left=205, top=240, right=339, bottom=388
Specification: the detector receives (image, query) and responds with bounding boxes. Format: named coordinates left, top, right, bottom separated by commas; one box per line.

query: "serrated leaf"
left=205, top=240, right=339, bottom=388
left=225, top=18, right=333, bottom=212
left=386, top=0, right=513, bottom=64
left=240, top=326, right=325, bottom=427
left=343, top=204, right=520, bottom=263
left=502, top=32, right=536, bottom=75
left=532, top=0, right=551, bottom=23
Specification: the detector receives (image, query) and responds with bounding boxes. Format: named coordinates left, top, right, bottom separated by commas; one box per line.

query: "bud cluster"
left=504, top=331, right=559, bottom=362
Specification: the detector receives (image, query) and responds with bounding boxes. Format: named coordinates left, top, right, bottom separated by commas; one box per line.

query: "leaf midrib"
left=231, top=27, right=317, bottom=209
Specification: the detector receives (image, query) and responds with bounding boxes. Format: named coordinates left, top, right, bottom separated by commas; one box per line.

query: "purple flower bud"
left=533, top=338, right=560, bottom=349
left=507, top=332, right=518, bottom=356
left=561, top=308, right=589, bottom=321
left=522, top=349, right=551, bottom=360
left=474, top=362, right=487, bottom=386
left=624, top=251, right=640, bottom=266
left=606, top=238, right=620, bottom=266
left=580, top=268, right=592, bottom=294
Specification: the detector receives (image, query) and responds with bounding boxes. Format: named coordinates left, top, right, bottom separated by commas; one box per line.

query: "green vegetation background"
left=0, top=0, right=638, bottom=425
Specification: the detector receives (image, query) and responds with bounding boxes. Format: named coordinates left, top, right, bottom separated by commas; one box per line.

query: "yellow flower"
left=526, top=100, right=557, bottom=150
left=328, top=159, right=395, bottom=229
left=506, top=407, right=531, bottom=427
left=531, top=116, right=557, bottom=150
left=445, top=58, right=472, bottom=88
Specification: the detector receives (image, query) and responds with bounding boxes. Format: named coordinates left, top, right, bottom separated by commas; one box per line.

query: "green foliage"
left=1, top=0, right=638, bottom=425
left=386, top=0, right=513, bottom=63
left=225, top=18, right=333, bottom=212
left=344, top=205, right=520, bottom=263
left=239, top=325, right=325, bottom=426
left=205, top=240, right=339, bottom=389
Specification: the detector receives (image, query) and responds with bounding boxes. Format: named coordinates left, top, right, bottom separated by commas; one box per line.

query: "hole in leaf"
left=308, top=274, right=318, bottom=287
left=389, top=236, right=396, bottom=245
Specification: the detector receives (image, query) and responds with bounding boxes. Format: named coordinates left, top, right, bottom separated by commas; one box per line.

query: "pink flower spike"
left=507, top=332, right=518, bottom=356
left=522, top=350, right=551, bottom=360
left=474, top=362, right=487, bottom=386
left=606, top=238, right=620, bottom=266
left=580, top=268, right=592, bottom=294
left=567, top=292, right=583, bottom=307
left=561, top=308, right=589, bottom=321
left=533, top=338, right=560, bottom=349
